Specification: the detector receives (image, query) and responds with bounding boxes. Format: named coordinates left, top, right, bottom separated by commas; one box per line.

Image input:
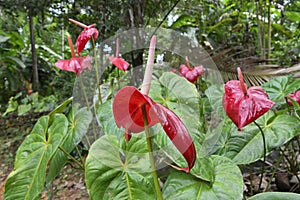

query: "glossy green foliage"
left=162, top=156, right=243, bottom=200
left=85, top=134, right=156, bottom=200
left=262, top=76, right=300, bottom=104
left=46, top=105, right=92, bottom=183
left=223, top=111, right=300, bottom=164
left=4, top=114, right=68, bottom=200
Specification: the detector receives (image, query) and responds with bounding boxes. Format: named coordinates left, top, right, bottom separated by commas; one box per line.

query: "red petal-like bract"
left=109, top=56, right=130, bottom=71
left=76, top=24, right=99, bottom=55
left=112, top=86, right=196, bottom=171
left=286, top=90, right=300, bottom=106
left=223, top=68, right=275, bottom=130
left=55, top=56, right=92, bottom=76
left=113, top=86, right=159, bottom=133
left=179, top=64, right=205, bottom=83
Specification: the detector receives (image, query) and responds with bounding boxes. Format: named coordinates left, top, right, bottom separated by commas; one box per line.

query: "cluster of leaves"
left=4, top=69, right=300, bottom=199
left=3, top=92, right=58, bottom=116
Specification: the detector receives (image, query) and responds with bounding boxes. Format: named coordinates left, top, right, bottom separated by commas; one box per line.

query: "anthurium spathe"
left=69, top=18, right=99, bottom=56
left=55, top=36, right=92, bottom=76
left=112, top=86, right=196, bottom=172
left=109, top=38, right=130, bottom=71
left=108, top=56, right=130, bottom=71
left=223, top=67, right=275, bottom=131
left=180, top=56, right=205, bottom=83
left=286, top=90, right=300, bottom=106
left=112, top=36, right=196, bottom=172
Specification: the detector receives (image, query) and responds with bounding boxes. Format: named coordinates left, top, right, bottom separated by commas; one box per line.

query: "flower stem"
left=254, top=121, right=266, bottom=192
left=91, top=37, right=102, bottom=105
left=141, top=104, right=163, bottom=200
left=59, top=146, right=84, bottom=169
left=265, top=146, right=285, bottom=191
left=115, top=38, right=119, bottom=57
left=79, top=76, right=92, bottom=147
left=67, top=36, right=76, bottom=58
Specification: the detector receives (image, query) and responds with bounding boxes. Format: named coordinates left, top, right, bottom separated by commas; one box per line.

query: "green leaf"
left=204, top=84, right=225, bottom=117
left=200, top=117, right=233, bottom=157
left=46, top=106, right=92, bottom=183
left=48, top=97, right=73, bottom=118
left=97, top=99, right=124, bottom=138
left=150, top=72, right=204, bottom=142
left=285, top=11, right=300, bottom=22
left=0, top=35, right=10, bottom=43
left=248, top=192, right=300, bottom=200
left=162, top=155, right=243, bottom=200
left=149, top=72, right=204, bottom=171
left=190, top=157, right=214, bottom=183
left=17, top=104, right=31, bottom=116
left=262, top=75, right=300, bottom=104
left=224, top=111, right=300, bottom=164
left=4, top=114, right=68, bottom=200
left=3, top=97, right=18, bottom=116
left=170, top=14, right=196, bottom=29
left=85, top=134, right=156, bottom=200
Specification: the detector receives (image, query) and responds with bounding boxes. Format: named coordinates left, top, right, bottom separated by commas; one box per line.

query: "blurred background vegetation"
left=0, top=0, right=299, bottom=113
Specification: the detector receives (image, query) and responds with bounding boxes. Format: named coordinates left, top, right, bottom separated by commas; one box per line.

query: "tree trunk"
left=29, top=14, right=39, bottom=90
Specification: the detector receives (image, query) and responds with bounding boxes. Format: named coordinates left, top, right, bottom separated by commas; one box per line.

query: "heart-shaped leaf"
left=46, top=106, right=92, bottom=183
left=223, top=111, right=300, bottom=164
left=162, top=155, right=243, bottom=200
left=85, top=134, right=156, bottom=200
left=262, top=75, right=300, bottom=104
left=4, top=114, right=68, bottom=200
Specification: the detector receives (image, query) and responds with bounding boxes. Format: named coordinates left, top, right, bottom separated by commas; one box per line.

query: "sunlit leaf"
left=162, top=155, right=243, bottom=200
left=262, top=75, right=300, bottom=104
left=46, top=106, right=92, bottom=183
left=4, top=114, right=68, bottom=200
left=85, top=134, right=156, bottom=200
left=223, top=111, right=300, bottom=164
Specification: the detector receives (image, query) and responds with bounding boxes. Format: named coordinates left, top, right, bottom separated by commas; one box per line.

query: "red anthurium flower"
left=55, top=36, right=92, bottom=76
left=113, top=86, right=196, bottom=172
left=286, top=90, right=300, bottom=105
left=108, top=56, right=130, bottom=71
left=69, top=18, right=99, bottom=56
left=179, top=56, right=205, bottom=83
left=109, top=38, right=129, bottom=71
left=223, top=67, right=275, bottom=131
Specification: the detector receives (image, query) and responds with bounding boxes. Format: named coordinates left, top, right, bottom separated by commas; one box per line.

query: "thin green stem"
left=79, top=76, right=92, bottom=147
left=265, top=148, right=284, bottom=191
left=91, top=37, right=102, bottom=105
left=249, top=165, right=254, bottom=196
left=254, top=121, right=266, bottom=192
left=141, top=104, right=163, bottom=200
left=59, top=146, right=84, bottom=169
left=75, top=145, right=85, bottom=168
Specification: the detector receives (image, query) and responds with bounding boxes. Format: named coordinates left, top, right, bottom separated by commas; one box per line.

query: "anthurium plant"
left=4, top=20, right=300, bottom=200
